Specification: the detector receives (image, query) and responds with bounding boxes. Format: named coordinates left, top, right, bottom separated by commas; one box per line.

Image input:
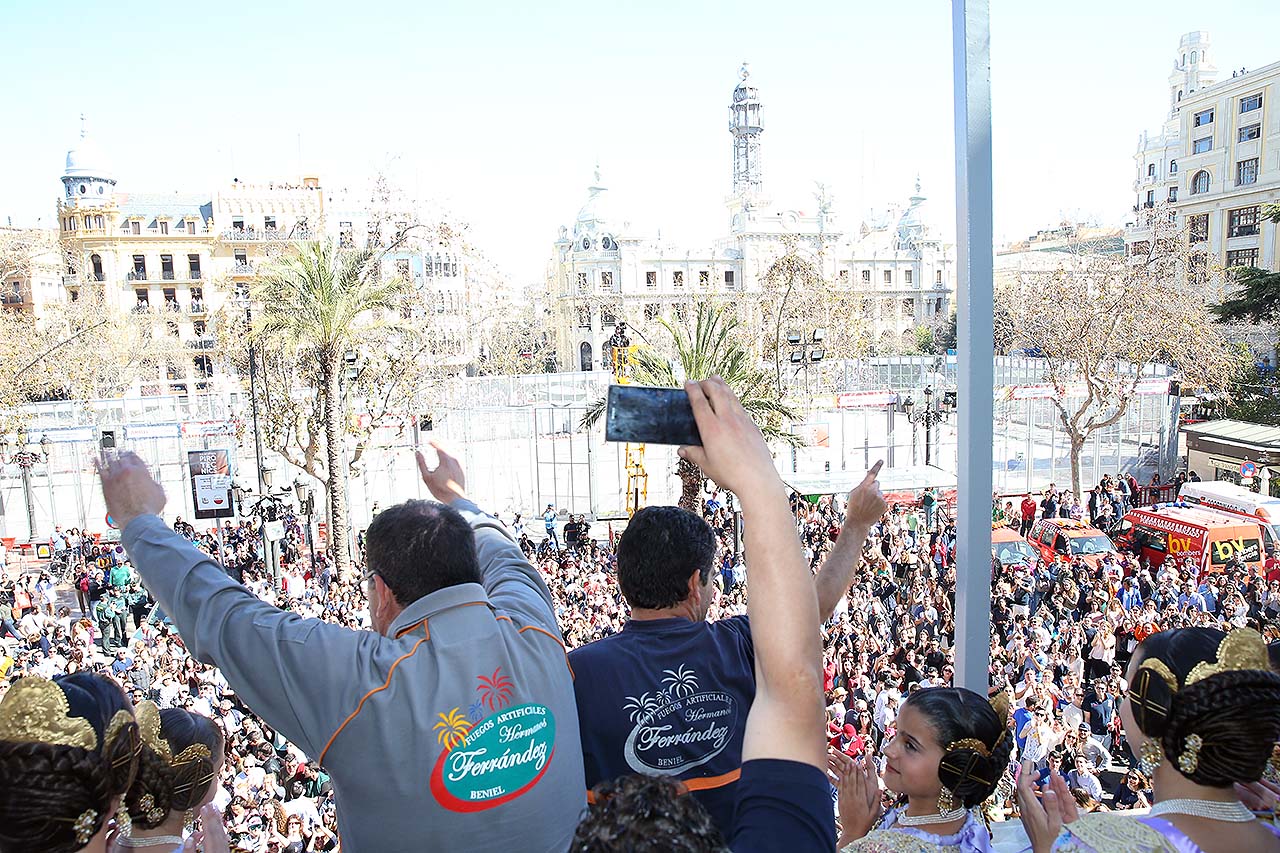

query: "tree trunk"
left=1068, top=433, right=1085, bottom=507
left=677, top=457, right=703, bottom=512
left=323, top=354, right=352, bottom=579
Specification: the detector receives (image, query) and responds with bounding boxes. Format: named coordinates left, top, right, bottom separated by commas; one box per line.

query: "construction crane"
left=609, top=323, right=647, bottom=517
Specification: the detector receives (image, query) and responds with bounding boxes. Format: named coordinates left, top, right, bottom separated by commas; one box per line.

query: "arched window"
left=90, top=254, right=103, bottom=281
left=1177, top=90, right=1183, bottom=101
left=1191, top=170, right=1210, bottom=194
left=579, top=341, right=593, bottom=372
left=1191, top=51, right=1197, bottom=63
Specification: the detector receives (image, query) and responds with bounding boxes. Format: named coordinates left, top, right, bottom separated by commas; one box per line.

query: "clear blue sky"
left=1, top=0, right=1276, bottom=283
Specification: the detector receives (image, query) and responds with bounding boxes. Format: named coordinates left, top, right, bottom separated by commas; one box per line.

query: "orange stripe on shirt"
left=585, top=768, right=741, bottom=803
left=318, top=631, right=430, bottom=765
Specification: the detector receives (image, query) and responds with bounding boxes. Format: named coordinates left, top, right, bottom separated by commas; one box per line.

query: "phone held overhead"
left=605, top=385, right=703, bottom=446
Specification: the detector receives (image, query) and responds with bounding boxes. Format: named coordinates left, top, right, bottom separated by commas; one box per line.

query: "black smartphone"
left=605, top=384, right=702, bottom=446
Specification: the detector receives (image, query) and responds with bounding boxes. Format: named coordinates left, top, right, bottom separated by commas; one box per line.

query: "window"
left=1240, top=124, right=1261, bottom=142
left=862, top=270, right=872, bottom=283
left=904, top=269, right=913, bottom=284
left=186, top=221, right=196, bottom=235
left=339, top=222, right=353, bottom=247
left=1229, top=206, right=1259, bottom=237
left=724, top=270, right=735, bottom=289
left=1130, top=241, right=1150, bottom=257
left=674, top=303, right=688, bottom=323
left=644, top=303, right=659, bottom=321
left=1192, top=137, right=1212, bottom=154
left=264, top=216, right=277, bottom=231
left=69, top=288, right=80, bottom=302
left=396, top=259, right=411, bottom=279
left=1237, top=158, right=1259, bottom=186
left=132, top=255, right=147, bottom=279
left=232, top=218, right=244, bottom=232
left=602, top=308, right=617, bottom=326
left=936, top=269, right=943, bottom=284
left=188, top=255, right=201, bottom=279
left=601, top=270, right=613, bottom=290
left=135, top=288, right=149, bottom=305
left=90, top=254, right=103, bottom=281
left=1146, top=190, right=1155, bottom=206
left=1168, top=186, right=1178, bottom=202
left=672, top=271, right=684, bottom=288
left=1189, top=214, right=1209, bottom=242
left=159, top=221, right=169, bottom=235
left=698, top=270, right=709, bottom=287
left=935, top=297, right=943, bottom=312
left=577, top=306, right=591, bottom=329
left=160, top=255, right=174, bottom=280
left=1240, top=93, right=1262, bottom=113
left=234, top=251, right=247, bottom=266
left=1189, top=252, right=1209, bottom=285
left=1227, top=248, right=1260, bottom=268
left=1193, top=109, right=1214, bottom=127
left=1147, top=163, right=1156, bottom=176
left=131, top=221, right=140, bottom=235
left=838, top=269, right=849, bottom=284
left=645, top=271, right=657, bottom=289
left=366, top=224, right=381, bottom=248
left=1170, top=159, right=1178, bottom=174
left=576, top=272, right=589, bottom=291
left=1191, top=170, right=1210, bottom=194
left=901, top=299, right=914, bottom=318
left=883, top=270, right=892, bottom=284
left=193, top=356, right=213, bottom=380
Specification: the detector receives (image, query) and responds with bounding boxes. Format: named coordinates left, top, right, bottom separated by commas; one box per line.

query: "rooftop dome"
left=897, top=176, right=929, bottom=241
left=572, top=166, right=612, bottom=238
left=64, top=116, right=113, bottom=180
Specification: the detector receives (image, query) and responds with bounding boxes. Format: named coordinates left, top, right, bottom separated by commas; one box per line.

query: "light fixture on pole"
left=293, top=476, right=317, bottom=573
left=904, top=385, right=947, bottom=466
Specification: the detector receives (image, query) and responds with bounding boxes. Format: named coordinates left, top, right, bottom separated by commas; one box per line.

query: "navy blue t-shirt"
left=568, top=615, right=756, bottom=836
left=730, top=759, right=837, bottom=853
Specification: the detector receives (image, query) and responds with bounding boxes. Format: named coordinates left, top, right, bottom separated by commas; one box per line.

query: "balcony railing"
left=190, top=269, right=203, bottom=280
left=231, top=262, right=255, bottom=275
left=189, top=301, right=207, bottom=315
left=186, top=338, right=217, bottom=350
left=161, top=270, right=176, bottom=280
left=62, top=275, right=78, bottom=286
left=132, top=302, right=152, bottom=314
left=127, top=270, right=148, bottom=281
left=221, top=228, right=287, bottom=242
left=163, top=301, right=182, bottom=313
left=1, top=294, right=25, bottom=305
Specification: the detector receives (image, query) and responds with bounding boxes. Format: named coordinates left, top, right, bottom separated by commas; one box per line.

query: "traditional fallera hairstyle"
left=1127, top=627, right=1280, bottom=787
left=570, top=774, right=725, bottom=853
left=903, top=686, right=1015, bottom=809
left=0, top=673, right=141, bottom=853
left=125, top=702, right=224, bottom=829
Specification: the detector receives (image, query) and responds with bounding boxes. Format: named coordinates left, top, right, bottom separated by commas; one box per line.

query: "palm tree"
left=580, top=303, right=801, bottom=510
left=252, top=240, right=414, bottom=579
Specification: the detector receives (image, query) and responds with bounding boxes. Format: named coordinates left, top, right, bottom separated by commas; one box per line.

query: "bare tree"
left=999, top=205, right=1245, bottom=501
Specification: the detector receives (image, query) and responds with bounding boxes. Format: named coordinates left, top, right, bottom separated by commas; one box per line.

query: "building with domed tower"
left=545, top=64, right=954, bottom=373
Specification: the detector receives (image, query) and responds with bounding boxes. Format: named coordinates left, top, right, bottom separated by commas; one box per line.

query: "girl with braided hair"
left=1017, top=627, right=1280, bottom=853
left=0, top=672, right=140, bottom=853
left=113, top=702, right=227, bottom=852
left=832, top=686, right=1014, bottom=852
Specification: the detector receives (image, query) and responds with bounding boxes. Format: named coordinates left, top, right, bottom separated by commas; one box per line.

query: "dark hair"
left=1131, top=628, right=1280, bottom=787
left=904, top=687, right=1013, bottom=808
left=364, top=500, right=481, bottom=605
left=126, top=709, right=224, bottom=829
left=0, top=673, right=139, bottom=853
left=571, top=774, right=725, bottom=852
left=616, top=507, right=716, bottom=610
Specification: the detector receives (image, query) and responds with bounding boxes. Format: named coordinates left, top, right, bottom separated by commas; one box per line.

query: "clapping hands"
left=829, top=748, right=882, bottom=846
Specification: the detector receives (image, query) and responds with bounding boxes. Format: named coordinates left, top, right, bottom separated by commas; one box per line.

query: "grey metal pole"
left=952, top=0, right=995, bottom=695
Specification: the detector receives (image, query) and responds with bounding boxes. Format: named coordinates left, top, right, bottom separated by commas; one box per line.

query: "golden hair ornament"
left=948, top=738, right=992, bottom=757
left=135, top=700, right=171, bottom=761
left=1185, top=629, right=1270, bottom=687
left=0, top=676, right=96, bottom=750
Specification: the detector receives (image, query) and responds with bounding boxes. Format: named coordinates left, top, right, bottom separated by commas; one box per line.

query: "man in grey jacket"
left=97, top=444, right=585, bottom=852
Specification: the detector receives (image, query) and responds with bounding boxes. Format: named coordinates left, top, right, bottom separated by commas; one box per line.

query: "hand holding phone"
left=605, top=385, right=702, bottom=446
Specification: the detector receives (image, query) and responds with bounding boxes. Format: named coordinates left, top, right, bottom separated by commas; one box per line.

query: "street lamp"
left=2, top=430, right=50, bottom=538
left=234, top=285, right=276, bottom=578
left=293, top=476, right=317, bottom=572
left=787, top=329, right=826, bottom=406
left=904, top=385, right=948, bottom=466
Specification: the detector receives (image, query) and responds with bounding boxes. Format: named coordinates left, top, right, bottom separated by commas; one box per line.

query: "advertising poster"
left=187, top=449, right=235, bottom=520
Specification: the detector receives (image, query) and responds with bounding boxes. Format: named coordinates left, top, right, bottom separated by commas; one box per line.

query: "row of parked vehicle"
left=992, top=480, right=1280, bottom=579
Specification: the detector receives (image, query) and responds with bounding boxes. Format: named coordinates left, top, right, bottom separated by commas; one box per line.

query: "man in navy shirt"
left=571, top=377, right=855, bottom=851
left=569, top=378, right=886, bottom=838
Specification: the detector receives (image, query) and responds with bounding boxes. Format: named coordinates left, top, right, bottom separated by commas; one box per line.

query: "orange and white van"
left=1178, top=481, right=1280, bottom=552
left=991, top=527, right=1037, bottom=569
left=1027, top=518, right=1118, bottom=568
left=1113, top=504, right=1266, bottom=577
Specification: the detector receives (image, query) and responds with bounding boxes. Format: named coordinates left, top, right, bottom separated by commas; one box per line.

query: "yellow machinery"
left=610, top=343, right=648, bottom=517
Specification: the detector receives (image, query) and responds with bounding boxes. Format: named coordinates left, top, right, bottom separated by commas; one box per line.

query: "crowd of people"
left=4, top=381, right=1280, bottom=853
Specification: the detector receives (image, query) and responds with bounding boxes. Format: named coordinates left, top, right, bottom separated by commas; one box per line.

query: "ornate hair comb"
left=1185, top=629, right=1269, bottom=687
left=0, top=677, right=98, bottom=750
left=948, top=738, right=991, bottom=757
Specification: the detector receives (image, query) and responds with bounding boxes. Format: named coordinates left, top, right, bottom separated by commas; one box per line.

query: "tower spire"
left=729, top=62, right=764, bottom=197
left=80, top=113, right=87, bottom=139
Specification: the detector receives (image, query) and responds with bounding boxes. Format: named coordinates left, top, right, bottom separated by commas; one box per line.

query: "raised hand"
left=1016, top=759, right=1075, bottom=853
left=845, top=461, right=887, bottom=528
left=677, top=377, right=781, bottom=500
left=416, top=440, right=468, bottom=503
left=95, top=451, right=166, bottom=531
left=830, top=748, right=881, bottom=845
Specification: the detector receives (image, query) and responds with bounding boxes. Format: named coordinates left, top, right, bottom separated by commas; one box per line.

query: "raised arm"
left=679, top=378, right=825, bottom=770
left=814, top=462, right=886, bottom=623
left=415, top=444, right=561, bottom=636
left=97, top=452, right=371, bottom=759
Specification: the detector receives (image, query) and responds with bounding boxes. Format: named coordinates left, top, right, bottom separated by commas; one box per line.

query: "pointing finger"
left=862, top=460, right=884, bottom=485
left=415, top=450, right=430, bottom=480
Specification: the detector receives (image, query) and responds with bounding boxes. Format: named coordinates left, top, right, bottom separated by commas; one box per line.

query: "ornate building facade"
left=546, top=65, right=955, bottom=372
left=1126, top=32, right=1280, bottom=274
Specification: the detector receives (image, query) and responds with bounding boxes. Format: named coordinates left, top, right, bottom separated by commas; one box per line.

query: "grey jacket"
left=122, top=498, right=585, bottom=852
